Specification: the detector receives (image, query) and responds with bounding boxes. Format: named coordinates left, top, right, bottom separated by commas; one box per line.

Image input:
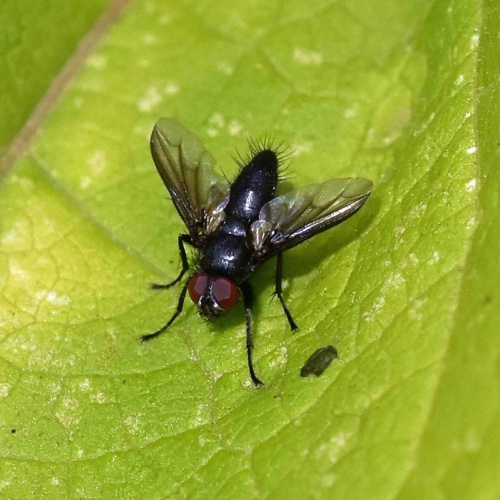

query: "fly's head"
left=188, top=273, right=239, bottom=319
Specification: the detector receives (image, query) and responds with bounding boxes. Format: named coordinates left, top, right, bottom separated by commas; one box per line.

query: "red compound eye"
left=188, top=273, right=208, bottom=305
left=211, top=277, right=239, bottom=310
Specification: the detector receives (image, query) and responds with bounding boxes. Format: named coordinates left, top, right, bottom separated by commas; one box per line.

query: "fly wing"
left=251, top=177, right=372, bottom=257
left=150, top=118, right=230, bottom=245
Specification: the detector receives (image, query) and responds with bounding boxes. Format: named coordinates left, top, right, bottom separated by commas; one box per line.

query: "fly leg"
left=274, top=253, right=298, bottom=331
left=151, top=234, right=193, bottom=289
left=141, top=279, right=189, bottom=342
left=241, top=282, right=264, bottom=386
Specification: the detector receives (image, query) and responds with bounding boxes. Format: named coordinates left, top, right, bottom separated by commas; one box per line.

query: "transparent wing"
left=150, top=118, right=230, bottom=245
left=251, top=177, right=372, bottom=256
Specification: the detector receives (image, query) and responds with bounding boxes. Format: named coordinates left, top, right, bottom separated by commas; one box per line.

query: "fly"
left=141, top=118, right=373, bottom=386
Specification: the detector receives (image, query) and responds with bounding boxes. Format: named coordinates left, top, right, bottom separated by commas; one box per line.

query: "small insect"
left=300, top=345, right=338, bottom=377
left=141, top=118, right=372, bottom=386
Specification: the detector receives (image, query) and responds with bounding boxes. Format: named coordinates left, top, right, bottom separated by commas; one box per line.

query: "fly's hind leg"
left=274, top=252, right=298, bottom=331
left=241, top=282, right=264, bottom=386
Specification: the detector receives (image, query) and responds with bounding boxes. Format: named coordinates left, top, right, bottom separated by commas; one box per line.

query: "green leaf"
left=1, top=0, right=498, bottom=498
left=0, top=0, right=111, bottom=153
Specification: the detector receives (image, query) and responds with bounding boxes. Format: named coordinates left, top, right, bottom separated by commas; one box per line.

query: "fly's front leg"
left=151, top=234, right=193, bottom=289
left=141, top=278, right=190, bottom=342
left=241, top=282, right=264, bottom=387
left=274, top=253, right=298, bottom=331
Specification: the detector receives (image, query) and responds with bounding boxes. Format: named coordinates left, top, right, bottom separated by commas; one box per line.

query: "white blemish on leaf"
left=0, top=481, right=11, bottom=492
left=164, top=82, right=179, bottom=95
left=87, top=55, right=107, bottom=69
left=466, top=146, right=477, bottom=155
left=465, top=179, right=477, bottom=192
left=199, top=435, right=210, bottom=446
left=293, top=48, right=324, bottom=65
left=138, top=85, right=162, bottom=112
left=90, top=392, right=106, bottom=404
left=217, top=61, right=234, bottom=75
left=11, top=174, right=34, bottom=190
left=0, top=383, right=11, bottom=399
left=124, top=415, right=141, bottom=434
left=470, top=33, right=479, bottom=50
left=464, top=427, right=481, bottom=452
left=192, top=403, right=209, bottom=426
left=209, top=113, right=225, bottom=128
left=228, top=120, right=243, bottom=136
left=429, top=251, right=440, bottom=264
left=1, top=219, right=30, bottom=247
left=46, top=291, right=72, bottom=306
left=291, top=142, right=312, bottom=156
left=269, top=346, right=287, bottom=368
left=79, top=379, right=92, bottom=392
left=363, top=297, right=385, bottom=322
left=414, top=112, right=435, bottom=136
left=51, top=477, right=60, bottom=485
left=143, top=33, right=157, bottom=45
left=409, top=253, right=419, bottom=265
left=87, top=150, right=107, bottom=176
left=322, top=474, right=336, bottom=487
left=49, top=382, right=61, bottom=395
left=409, top=297, right=427, bottom=321
left=320, top=431, right=353, bottom=464
left=106, top=326, right=118, bottom=341
left=455, top=74, right=465, bottom=85
left=344, top=107, right=358, bottom=118
left=394, top=226, right=406, bottom=241
left=56, top=402, right=82, bottom=428
left=242, top=379, right=254, bottom=388
left=466, top=216, right=478, bottom=230
left=206, top=128, right=218, bottom=137
left=63, top=398, right=79, bottom=410
left=407, top=202, right=427, bottom=220
left=381, top=273, right=405, bottom=294
left=18, top=340, right=36, bottom=352
left=35, top=289, right=49, bottom=304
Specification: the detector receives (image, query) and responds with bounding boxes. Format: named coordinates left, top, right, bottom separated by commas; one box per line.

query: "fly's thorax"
left=200, top=226, right=254, bottom=284
left=219, top=218, right=247, bottom=237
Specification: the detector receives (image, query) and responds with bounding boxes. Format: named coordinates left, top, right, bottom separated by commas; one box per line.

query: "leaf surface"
left=0, top=0, right=498, bottom=498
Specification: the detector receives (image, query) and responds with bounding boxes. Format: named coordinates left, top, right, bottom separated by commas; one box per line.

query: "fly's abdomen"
left=225, top=149, right=279, bottom=222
